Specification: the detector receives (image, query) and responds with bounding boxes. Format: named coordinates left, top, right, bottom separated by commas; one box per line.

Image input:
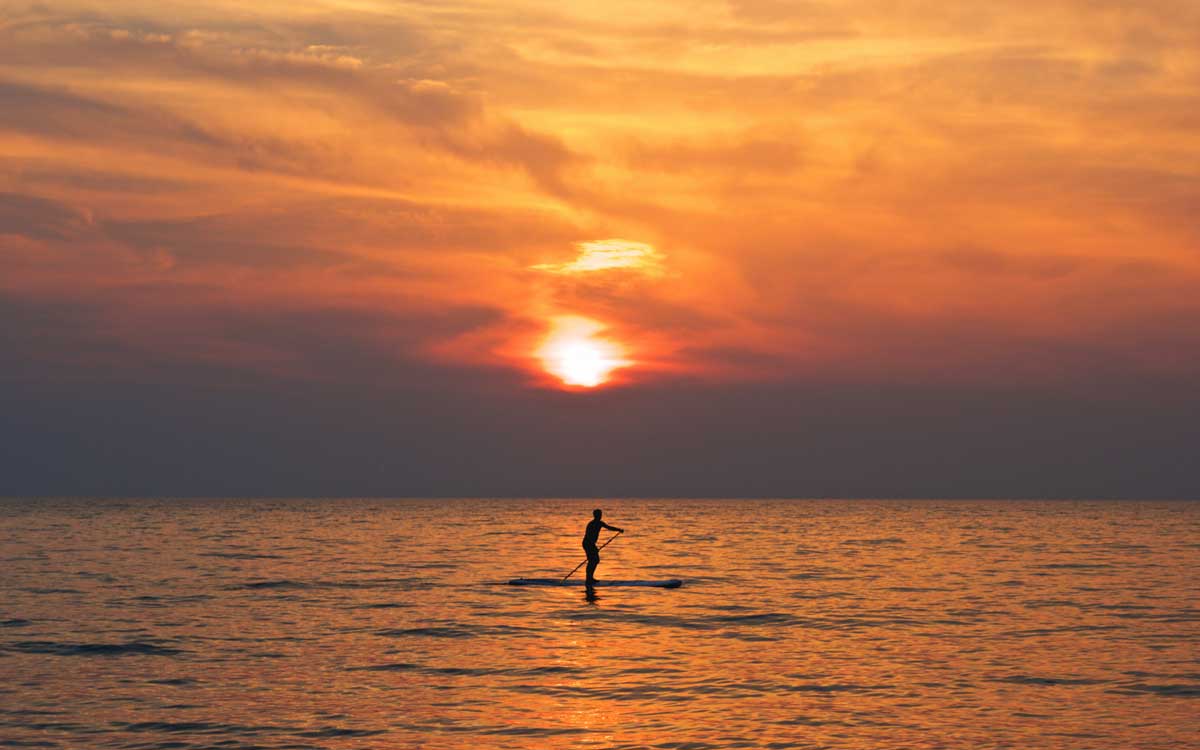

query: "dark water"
left=1, top=498, right=1197, bottom=749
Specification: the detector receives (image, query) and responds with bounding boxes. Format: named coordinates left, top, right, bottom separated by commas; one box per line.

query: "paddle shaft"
left=563, top=531, right=622, bottom=582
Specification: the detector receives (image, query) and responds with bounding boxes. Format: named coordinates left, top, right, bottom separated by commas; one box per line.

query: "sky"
left=2, top=0, right=1199, bottom=498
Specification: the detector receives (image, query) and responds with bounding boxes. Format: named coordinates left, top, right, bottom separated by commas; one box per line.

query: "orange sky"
left=3, top=0, right=1200, bottom=392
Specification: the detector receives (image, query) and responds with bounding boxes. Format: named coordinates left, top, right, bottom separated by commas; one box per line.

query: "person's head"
left=593, top=508, right=602, bottom=520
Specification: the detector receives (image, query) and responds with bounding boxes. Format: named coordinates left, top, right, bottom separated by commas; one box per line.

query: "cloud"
left=0, top=19, right=577, bottom=194
left=0, top=191, right=93, bottom=240
left=532, top=239, right=667, bottom=276
left=624, top=131, right=803, bottom=175
left=3, top=0, right=1200, bottom=392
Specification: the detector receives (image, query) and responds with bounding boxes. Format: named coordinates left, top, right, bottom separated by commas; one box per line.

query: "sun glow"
left=537, top=317, right=629, bottom=388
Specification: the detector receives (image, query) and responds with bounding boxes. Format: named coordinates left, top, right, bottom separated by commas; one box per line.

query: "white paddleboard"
left=508, top=578, right=682, bottom=588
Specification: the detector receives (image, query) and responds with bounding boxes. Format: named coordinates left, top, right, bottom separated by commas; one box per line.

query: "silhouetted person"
left=582, top=508, right=623, bottom=585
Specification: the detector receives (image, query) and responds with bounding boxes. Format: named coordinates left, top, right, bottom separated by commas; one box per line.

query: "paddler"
left=582, top=508, right=624, bottom=585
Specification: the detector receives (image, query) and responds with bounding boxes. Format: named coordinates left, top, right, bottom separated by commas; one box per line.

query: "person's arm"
left=602, top=522, right=624, bottom=533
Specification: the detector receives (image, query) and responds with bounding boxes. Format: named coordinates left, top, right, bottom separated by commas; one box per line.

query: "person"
left=582, top=508, right=623, bottom=585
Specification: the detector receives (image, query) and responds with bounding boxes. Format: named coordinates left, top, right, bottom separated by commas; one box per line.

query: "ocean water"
left=1, top=498, right=1197, bottom=749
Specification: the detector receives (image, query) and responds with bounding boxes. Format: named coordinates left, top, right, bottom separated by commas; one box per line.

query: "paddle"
left=562, top=531, right=623, bottom=582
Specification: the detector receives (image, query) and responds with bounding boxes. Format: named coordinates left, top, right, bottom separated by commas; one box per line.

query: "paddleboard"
left=508, top=578, right=682, bottom=588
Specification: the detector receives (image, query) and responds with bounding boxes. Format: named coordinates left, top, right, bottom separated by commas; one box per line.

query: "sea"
left=1, top=498, right=1197, bottom=749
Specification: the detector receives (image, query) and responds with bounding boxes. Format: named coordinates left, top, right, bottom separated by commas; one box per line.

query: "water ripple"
left=4, top=640, right=184, bottom=657
left=2, top=497, right=1196, bottom=750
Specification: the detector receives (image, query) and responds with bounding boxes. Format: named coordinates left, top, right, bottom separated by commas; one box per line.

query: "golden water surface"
left=1, top=498, right=1197, bottom=748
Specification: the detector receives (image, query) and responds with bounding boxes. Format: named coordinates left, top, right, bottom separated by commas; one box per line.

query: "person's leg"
left=585, top=550, right=599, bottom=583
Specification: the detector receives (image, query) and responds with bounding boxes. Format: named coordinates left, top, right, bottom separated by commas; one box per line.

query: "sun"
left=537, top=317, right=628, bottom=388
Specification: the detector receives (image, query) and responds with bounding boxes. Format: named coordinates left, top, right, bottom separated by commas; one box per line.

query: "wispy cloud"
left=2, top=0, right=1199, bottom=391
left=532, top=239, right=666, bottom=277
